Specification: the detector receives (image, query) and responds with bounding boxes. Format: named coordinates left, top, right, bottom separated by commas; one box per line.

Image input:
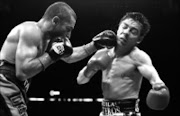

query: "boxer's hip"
left=0, top=60, right=28, bottom=116
left=101, top=98, right=141, bottom=116
left=0, top=60, right=29, bottom=103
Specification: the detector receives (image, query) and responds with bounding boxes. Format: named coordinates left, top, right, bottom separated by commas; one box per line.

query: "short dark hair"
left=119, top=12, right=150, bottom=37
left=43, top=2, right=77, bottom=22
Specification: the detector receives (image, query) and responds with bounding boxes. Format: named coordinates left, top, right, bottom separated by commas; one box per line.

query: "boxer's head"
left=43, top=2, right=77, bottom=38
left=116, top=12, right=150, bottom=47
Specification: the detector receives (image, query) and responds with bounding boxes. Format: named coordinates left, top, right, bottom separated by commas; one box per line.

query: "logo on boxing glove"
left=52, top=42, right=65, bottom=55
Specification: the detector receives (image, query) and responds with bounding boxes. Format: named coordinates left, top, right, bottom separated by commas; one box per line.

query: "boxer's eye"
left=66, top=26, right=73, bottom=32
left=130, top=28, right=139, bottom=36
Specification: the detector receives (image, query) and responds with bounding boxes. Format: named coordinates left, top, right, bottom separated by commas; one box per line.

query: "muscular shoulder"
left=131, top=47, right=152, bottom=65
left=6, top=25, right=20, bottom=43
left=90, top=48, right=109, bottom=61
left=19, top=21, right=41, bottom=42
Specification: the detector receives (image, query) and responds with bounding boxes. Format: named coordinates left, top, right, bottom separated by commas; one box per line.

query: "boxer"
left=77, top=12, right=170, bottom=116
left=0, top=2, right=116, bottom=116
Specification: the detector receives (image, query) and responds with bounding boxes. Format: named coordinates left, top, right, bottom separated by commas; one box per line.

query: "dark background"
left=0, top=0, right=179, bottom=116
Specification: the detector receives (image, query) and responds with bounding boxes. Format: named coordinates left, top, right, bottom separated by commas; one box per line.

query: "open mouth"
left=119, top=37, right=127, bottom=45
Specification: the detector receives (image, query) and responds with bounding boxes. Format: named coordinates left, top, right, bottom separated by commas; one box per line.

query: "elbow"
left=77, top=77, right=82, bottom=84
left=16, top=68, right=30, bottom=81
left=16, top=71, right=27, bottom=81
left=77, top=77, right=89, bottom=85
left=77, top=66, right=91, bottom=84
left=77, top=75, right=83, bottom=84
left=77, top=72, right=89, bottom=85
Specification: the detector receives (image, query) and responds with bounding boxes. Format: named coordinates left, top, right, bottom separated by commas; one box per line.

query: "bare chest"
left=104, top=55, right=139, bottom=78
left=37, top=39, right=49, bottom=56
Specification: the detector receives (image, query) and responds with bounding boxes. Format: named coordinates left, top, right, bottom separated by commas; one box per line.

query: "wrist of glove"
left=93, top=30, right=117, bottom=49
left=152, top=83, right=167, bottom=91
left=47, top=36, right=73, bottom=61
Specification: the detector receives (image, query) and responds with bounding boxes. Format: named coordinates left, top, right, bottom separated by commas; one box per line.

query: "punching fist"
left=85, top=49, right=112, bottom=74
left=47, top=36, right=73, bottom=61
left=146, top=83, right=170, bottom=110
left=77, top=49, right=112, bottom=84
left=93, top=30, right=117, bottom=49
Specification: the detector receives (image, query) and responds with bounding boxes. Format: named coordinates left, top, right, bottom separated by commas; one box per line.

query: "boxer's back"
left=0, top=21, right=42, bottom=64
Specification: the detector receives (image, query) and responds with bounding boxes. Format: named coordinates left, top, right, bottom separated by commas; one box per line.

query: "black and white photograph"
left=0, top=0, right=179, bottom=116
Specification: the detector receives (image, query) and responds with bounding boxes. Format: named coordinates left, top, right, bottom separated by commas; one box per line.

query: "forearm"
left=77, top=64, right=98, bottom=84
left=62, top=42, right=97, bottom=63
left=150, top=76, right=164, bottom=87
left=139, top=65, right=164, bottom=85
left=17, top=53, right=53, bottom=80
left=147, top=67, right=164, bottom=86
left=38, top=53, right=54, bottom=70
left=77, top=66, right=89, bottom=84
left=77, top=66, right=96, bottom=84
left=62, top=30, right=117, bottom=63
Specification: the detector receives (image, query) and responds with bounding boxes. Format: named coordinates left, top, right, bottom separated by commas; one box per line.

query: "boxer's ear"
left=52, top=16, right=60, bottom=25
left=137, top=36, right=143, bottom=44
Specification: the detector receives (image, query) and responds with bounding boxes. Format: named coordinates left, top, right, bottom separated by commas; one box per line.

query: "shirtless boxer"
left=77, top=12, right=170, bottom=116
left=0, top=2, right=117, bottom=116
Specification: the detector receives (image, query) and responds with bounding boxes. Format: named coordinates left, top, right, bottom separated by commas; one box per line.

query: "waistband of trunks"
left=101, top=98, right=140, bottom=115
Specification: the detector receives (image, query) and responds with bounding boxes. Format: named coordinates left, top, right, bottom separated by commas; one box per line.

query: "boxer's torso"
left=101, top=48, right=143, bottom=100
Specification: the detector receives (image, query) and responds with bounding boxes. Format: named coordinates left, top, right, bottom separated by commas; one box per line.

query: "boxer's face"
left=116, top=18, right=142, bottom=47
left=53, top=15, right=76, bottom=39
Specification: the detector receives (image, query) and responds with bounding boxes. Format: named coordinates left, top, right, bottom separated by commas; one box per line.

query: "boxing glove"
left=47, top=36, right=73, bottom=61
left=146, top=83, right=170, bottom=110
left=93, top=30, right=117, bottom=49
left=84, top=50, right=112, bottom=78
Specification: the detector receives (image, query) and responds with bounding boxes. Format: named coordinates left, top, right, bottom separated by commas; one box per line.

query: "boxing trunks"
left=0, top=60, right=31, bottom=116
left=100, top=99, right=141, bottom=116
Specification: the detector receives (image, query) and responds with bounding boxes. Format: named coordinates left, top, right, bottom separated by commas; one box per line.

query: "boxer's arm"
left=61, top=30, right=117, bottom=63
left=76, top=52, right=101, bottom=84
left=136, top=51, right=170, bottom=110
left=77, top=65, right=98, bottom=84
left=77, top=49, right=109, bottom=84
left=136, top=51, right=164, bottom=85
left=61, top=42, right=96, bottom=63
left=16, top=32, right=53, bottom=81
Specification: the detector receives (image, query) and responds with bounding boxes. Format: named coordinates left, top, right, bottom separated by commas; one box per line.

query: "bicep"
left=16, top=37, right=38, bottom=71
left=135, top=50, right=162, bottom=85
left=138, top=63, right=162, bottom=85
left=138, top=64, right=158, bottom=79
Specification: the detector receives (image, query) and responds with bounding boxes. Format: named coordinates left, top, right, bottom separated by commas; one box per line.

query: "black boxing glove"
left=93, top=30, right=117, bottom=49
left=47, top=36, right=73, bottom=61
